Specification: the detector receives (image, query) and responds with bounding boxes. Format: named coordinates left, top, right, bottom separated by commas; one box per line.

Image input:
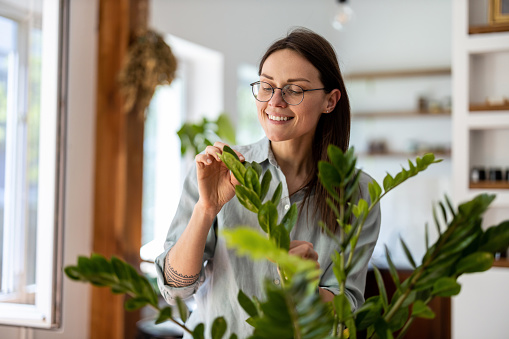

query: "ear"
left=323, top=89, right=341, bottom=114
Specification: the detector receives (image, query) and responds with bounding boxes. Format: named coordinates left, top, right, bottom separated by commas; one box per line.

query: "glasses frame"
left=250, top=81, right=326, bottom=106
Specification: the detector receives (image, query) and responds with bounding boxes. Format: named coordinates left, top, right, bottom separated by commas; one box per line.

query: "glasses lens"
left=282, top=84, right=304, bottom=105
left=252, top=82, right=273, bottom=102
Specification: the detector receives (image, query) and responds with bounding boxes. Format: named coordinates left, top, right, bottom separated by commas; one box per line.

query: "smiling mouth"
left=267, top=113, right=294, bottom=121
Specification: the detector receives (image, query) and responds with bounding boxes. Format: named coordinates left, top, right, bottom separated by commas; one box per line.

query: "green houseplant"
left=65, top=146, right=509, bottom=339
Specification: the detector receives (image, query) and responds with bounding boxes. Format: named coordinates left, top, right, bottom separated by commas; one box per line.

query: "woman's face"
left=256, top=49, right=337, bottom=144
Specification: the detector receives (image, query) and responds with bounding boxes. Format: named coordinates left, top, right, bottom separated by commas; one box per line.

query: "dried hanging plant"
left=118, top=30, right=177, bottom=115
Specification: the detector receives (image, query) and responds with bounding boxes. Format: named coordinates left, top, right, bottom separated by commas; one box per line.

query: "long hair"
left=258, top=27, right=351, bottom=233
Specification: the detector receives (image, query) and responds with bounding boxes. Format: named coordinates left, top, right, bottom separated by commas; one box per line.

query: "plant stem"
left=126, top=291, right=194, bottom=336
left=396, top=316, right=415, bottom=339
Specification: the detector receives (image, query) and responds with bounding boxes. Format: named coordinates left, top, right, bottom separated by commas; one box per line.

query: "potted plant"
left=65, top=146, right=509, bottom=339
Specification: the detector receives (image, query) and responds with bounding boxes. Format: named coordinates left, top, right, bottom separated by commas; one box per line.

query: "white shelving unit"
left=452, top=1, right=509, bottom=338
left=452, top=0, right=509, bottom=210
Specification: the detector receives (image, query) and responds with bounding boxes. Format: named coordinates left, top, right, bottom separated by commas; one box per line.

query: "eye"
left=260, top=83, right=273, bottom=92
left=285, top=85, right=303, bottom=95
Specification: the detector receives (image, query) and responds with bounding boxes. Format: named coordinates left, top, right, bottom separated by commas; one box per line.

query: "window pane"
left=0, top=0, right=64, bottom=328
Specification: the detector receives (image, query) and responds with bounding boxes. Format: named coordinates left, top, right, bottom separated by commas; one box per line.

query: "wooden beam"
left=91, top=0, right=148, bottom=338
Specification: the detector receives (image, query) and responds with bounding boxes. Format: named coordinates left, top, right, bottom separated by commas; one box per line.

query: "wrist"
left=195, top=199, right=221, bottom=218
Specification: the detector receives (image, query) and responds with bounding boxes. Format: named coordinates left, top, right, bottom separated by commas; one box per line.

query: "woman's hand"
left=289, top=240, right=320, bottom=269
left=195, top=141, right=245, bottom=215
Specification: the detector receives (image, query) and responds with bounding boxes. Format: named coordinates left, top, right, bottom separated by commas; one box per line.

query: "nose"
left=269, top=87, right=288, bottom=107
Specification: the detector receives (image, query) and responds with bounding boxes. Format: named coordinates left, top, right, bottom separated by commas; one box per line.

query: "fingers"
left=212, top=141, right=245, bottom=162
left=289, top=240, right=319, bottom=262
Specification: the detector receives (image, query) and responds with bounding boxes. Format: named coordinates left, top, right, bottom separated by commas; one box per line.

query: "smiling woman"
left=155, top=27, right=380, bottom=338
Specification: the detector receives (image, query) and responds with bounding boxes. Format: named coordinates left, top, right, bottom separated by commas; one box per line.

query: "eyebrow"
left=260, top=73, right=311, bottom=83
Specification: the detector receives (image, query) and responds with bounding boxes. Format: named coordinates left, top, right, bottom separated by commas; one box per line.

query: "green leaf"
left=479, top=221, right=509, bottom=253
left=272, top=225, right=291, bottom=251
left=238, top=290, right=259, bottom=318
left=271, top=182, right=282, bottom=205
left=222, top=227, right=319, bottom=281
left=111, top=256, right=128, bottom=281
left=280, top=204, right=298, bottom=234
left=222, top=145, right=240, bottom=162
left=373, top=266, right=388, bottom=311
left=124, top=297, right=149, bottom=311
left=155, top=307, right=173, bottom=324
left=333, top=293, right=353, bottom=322
left=383, top=173, right=394, bottom=192
left=77, top=256, right=94, bottom=277
left=432, top=277, right=461, bottom=297
left=176, top=297, right=189, bottom=323
left=400, top=238, right=417, bottom=269
left=211, top=317, right=227, bottom=339
left=388, top=306, right=409, bottom=331
left=251, top=162, right=263, bottom=179
left=368, top=180, right=382, bottom=204
left=64, top=266, right=83, bottom=281
left=229, top=334, right=238, bottom=339
left=192, top=323, right=205, bottom=339
left=216, top=114, right=236, bottom=144
left=385, top=246, right=401, bottom=291
left=258, top=202, right=278, bottom=234
left=260, top=170, right=272, bottom=201
left=245, top=167, right=261, bottom=196
left=355, top=296, right=383, bottom=330
left=412, top=300, right=435, bottom=319
left=235, top=186, right=261, bottom=213
left=220, top=151, right=245, bottom=185
left=455, top=251, right=494, bottom=275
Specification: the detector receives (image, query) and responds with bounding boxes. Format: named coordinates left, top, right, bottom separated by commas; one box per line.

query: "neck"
left=271, top=138, right=314, bottom=192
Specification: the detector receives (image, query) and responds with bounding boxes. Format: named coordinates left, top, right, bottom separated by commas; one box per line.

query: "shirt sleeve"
left=319, top=172, right=382, bottom=311
left=154, top=163, right=217, bottom=305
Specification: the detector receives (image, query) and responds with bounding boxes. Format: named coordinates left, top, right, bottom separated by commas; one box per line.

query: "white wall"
left=0, top=0, right=97, bottom=338
left=150, top=0, right=451, bottom=120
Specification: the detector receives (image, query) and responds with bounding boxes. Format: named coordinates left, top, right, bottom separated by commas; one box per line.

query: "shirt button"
left=273, top=278, right=280, bottom=285
left=284, top=204, right=290, bottom=210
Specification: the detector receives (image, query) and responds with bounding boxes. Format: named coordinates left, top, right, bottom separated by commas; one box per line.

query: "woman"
left=155, top=27, right=380, bottom=338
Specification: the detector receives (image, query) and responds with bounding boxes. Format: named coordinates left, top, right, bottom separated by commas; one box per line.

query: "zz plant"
left=65, top=145, right=509, bottom=339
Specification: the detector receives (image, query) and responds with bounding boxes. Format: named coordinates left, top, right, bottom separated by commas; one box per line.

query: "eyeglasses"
left=250, top=81, right=326, bottom=106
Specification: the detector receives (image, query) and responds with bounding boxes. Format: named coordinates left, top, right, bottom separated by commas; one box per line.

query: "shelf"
left=352, top=111, right=451, bottom=119
left=470, top=182, right=509, bottom=189
left=358, top=151, right=451, bottom=158
left=467, top=31, right=509, bottom=53
left=467, top=113, right=509, bottom=129
left=470, top=103, right=509, bottom=111
left=344, top=68, right=450, bottom=80
left=492, top=259, right=509, bottom=268
left=469, top=25, right=509, bottom=35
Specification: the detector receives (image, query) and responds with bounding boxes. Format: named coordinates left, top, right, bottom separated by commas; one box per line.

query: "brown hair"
left=258, top=27, right=351, bottom=233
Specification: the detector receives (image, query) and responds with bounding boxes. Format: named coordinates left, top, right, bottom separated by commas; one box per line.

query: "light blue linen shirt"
left=155, top=137, right=381, bottom=338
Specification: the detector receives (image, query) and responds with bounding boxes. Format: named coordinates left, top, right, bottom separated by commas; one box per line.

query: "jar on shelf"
left=489, top=168, right=503, bottom=181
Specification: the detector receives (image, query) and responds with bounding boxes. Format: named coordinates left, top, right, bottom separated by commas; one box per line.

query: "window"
left=237, top=63, right=264, bottom=145
left=140, top=35, right=224, bottom=273
left=0, top=0, right=66, bottom=328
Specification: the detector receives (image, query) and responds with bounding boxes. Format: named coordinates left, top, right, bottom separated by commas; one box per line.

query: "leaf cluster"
left=219, top=146, right=298, bottom=262
left=177, top=113, right=236, bottom=156
left=356, top=194, right=509, bottom=339
left=64, top=254, right=237, bottom=339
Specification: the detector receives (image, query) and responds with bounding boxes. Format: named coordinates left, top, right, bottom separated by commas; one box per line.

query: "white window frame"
left=0, top=0, right=67, bottom=329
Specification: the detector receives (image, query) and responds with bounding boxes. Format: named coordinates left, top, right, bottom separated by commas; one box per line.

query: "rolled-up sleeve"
left=154, top=164, right=217, bottom=305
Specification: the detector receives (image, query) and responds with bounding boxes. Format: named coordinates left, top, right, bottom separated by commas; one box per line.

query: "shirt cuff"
left=154, top=248, right=205, bottom=305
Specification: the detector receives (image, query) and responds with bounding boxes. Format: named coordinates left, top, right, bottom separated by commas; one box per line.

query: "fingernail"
left=239, top=155, right=245, bottom=161
left=206, top=158, right=212, bottom=164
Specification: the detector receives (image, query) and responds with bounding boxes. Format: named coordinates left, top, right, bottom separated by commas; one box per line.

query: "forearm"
left=164, top=201, right=217, bottom=287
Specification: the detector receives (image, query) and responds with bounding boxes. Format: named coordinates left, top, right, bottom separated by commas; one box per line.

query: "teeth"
left=268, top=114, right=291, bottom=121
